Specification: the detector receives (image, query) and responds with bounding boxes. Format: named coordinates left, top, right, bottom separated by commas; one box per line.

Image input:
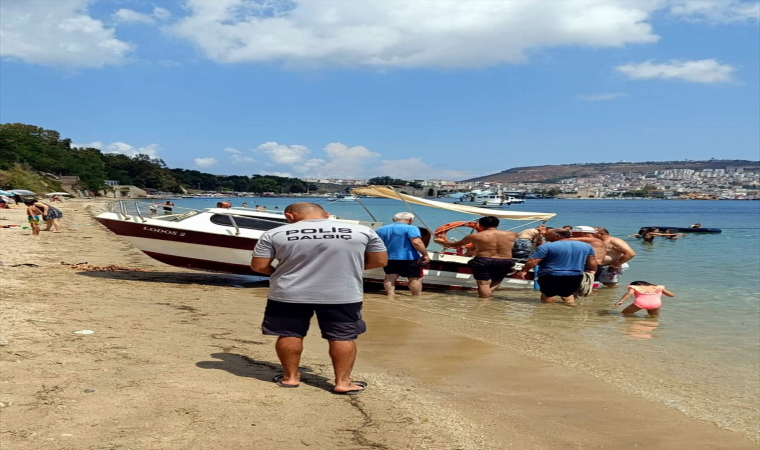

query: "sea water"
left=172, top=197, right=760, bottom=438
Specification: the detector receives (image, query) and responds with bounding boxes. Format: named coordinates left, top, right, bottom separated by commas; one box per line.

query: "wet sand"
left=0, top=200, right=756, bottom=450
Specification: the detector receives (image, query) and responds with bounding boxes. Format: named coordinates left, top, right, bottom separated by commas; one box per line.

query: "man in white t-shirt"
left=251, top=202, right=387, bottom=394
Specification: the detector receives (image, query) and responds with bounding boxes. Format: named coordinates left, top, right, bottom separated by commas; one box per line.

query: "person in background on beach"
left=28, top=199, right=63, bottom=233
left=257, top=205, right=266, bottom=211
left=593, top=228, right=636, bottom=287
left=149, top=203, right=157, bottom=216
left=435, top=216, right=518, bottom=299
left=569, top=225, right=607, bottom=267
left=513, top=224, right=546, bottom=260
left=515, top=229, right=597, bottom=306
left=241, top=202, right=248, bottom=208
left=689, top=223, right=702, bottom=229
left=615, top=281, right=675, bottom=318
left=251, top=202, right=387, bottom=394
left=25, top=201, right=42, bottom=236
left=163, top=201, right=175, bottom=214
left=375, top=212, right=430, bottom=296
left=216, top=201, right=232, bottom=208
left=13, top=194, right=23, bottom=205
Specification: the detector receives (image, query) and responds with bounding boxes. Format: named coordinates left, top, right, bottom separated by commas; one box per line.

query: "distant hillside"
left=465, top=160, right=760, bottom=183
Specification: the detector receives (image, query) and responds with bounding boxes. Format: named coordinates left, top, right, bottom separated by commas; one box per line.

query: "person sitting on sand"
left=615, top=280, right=675, bottom=318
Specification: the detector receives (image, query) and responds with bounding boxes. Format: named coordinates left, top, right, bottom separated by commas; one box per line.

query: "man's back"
left=532, top=240, right=594, bottom=276
left=376, top=222, right=420, bottom=260
left=568, top=236, right=606, bottom=264
left=468, top=229, right=517, bottom=258
left=255, top=218, right=386, bottom=303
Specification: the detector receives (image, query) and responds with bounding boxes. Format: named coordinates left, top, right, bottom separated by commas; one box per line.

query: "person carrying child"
left=615, top=281, right=675, bottom=317
left=25, top=202, right=43, bottom=236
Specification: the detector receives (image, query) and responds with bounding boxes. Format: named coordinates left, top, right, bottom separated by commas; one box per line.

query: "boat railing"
left=110, top=201, right=282, bottom=234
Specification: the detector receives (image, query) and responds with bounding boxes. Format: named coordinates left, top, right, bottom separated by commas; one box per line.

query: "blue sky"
left=1, top=0, right=758, bottom=181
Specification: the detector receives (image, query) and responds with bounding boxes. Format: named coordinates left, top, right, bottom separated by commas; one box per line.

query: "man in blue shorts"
left=375, top=212, right=430, bottom=296
left=515, top=229, right=598, bottom=306
left=251, top=203, right=387, bottom=394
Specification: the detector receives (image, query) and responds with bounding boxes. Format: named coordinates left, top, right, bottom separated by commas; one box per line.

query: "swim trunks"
left=596, top=263, right=629, bottom=284
left=537, top=274, right=584, bottom=298
left=467, top=257, right=515, bottom=281
left=261, top=299, right=366, bottom=341
left=27, top=215, right=40, bottom=224
left=383, top=259, right=424, bottom=278
left=513, top=238, right=533, bottom=259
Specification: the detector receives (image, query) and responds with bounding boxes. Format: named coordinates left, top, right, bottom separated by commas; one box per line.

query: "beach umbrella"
left=45, top=192, right=71, bottom=196
left=9, top=189, right=36, bottom=196
left=0, top=190, right=12, bottom=196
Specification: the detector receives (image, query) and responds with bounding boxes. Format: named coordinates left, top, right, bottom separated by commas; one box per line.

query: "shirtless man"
left=568, top=225, right=607, bottom=266
left=434, top=216, right=517, bottom=298
left=593, top=228, right=636, bottom=287
left=513, top=224, right=546, bottom=260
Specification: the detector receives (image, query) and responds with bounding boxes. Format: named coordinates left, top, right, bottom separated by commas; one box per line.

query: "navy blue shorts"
left=382, top=259, right=423, bottom=278
left=262, top=299, right=366, bottom=341
left=467, top=257, right=515, bottom=281
left=537, top=275, right=583, bottom=298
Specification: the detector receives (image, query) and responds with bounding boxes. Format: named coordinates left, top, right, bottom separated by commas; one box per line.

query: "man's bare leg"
left=540, top=294, right=557, bottom=303
left=476, top=280, right=493, bottom=298
left=408, top=277, right=422, bottom=296
left=383, top=274, right=399, bottom=296
left=274, top=337, right=303, bottom=386
left=560, top=295, right=577, bottom=306
left=328, top=340, right=365, bottom=393
left=489, top=278, right=505, bottom=295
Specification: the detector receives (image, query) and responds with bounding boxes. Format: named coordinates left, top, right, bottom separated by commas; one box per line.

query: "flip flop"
left=272, top=374, right=299, bottom=388
left=333, top=381, right=367, bottom=395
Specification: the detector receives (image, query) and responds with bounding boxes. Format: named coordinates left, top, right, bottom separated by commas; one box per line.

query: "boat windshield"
left=210, top=214, right=289, bottom=231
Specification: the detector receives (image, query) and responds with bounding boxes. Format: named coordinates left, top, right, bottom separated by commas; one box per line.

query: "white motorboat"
left=327, top=193, right=358, bottom=202
left=94, top=187, right=563, bottom=291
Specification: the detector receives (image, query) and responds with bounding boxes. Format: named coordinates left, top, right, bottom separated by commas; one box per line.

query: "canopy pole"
left=355, top=198, right=378, bottom=222
left=388, top=186, right=435, bottom=233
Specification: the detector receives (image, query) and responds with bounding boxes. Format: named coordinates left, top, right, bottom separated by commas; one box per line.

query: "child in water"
left=25, top=202, right=42, bottom=236
left=615, top=281, right=675, bottom=317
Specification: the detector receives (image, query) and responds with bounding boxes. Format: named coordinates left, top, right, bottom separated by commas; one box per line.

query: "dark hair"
left=629, top=281, right=654, bottom=286
left=23, top=199, right=37, bottom=206
left=596, top=227, right=610, bottom=235
left=478, top=216, right=499, bottom=228
left=553, top=229, right=571, bottom=239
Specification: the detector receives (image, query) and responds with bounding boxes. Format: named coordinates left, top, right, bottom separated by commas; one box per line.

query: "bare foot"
left=333, top=381, right=367, bottom=395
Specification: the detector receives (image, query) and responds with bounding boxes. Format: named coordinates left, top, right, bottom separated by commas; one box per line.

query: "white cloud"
left=223, top=146, right=256, bottom=163
left=169, top=0, right=662, bottom=69
left=73, top=141, right=161, bottom=158
left=292, top=143, right=380, bottom=178
left=373, top=158, right=471, bottom=180
left=257, top=142, right=310, bottom=164
left=616, top=59, right=736, bottom=83
left=0, top=0, right=133, bottom=68
left=114, top=6, right=172, bottom=24
left=194, top=157, right=219, bottom=168
left=577, top=92, right=629, bottom=101
left=667, top=0, right=759, bottom=23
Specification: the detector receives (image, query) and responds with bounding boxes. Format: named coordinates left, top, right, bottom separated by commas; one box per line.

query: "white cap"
left=571, top=225, right=596, bottom=233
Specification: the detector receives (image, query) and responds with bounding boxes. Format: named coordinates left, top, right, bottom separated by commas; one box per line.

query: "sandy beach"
left=0, top=200, right=756, bottom=450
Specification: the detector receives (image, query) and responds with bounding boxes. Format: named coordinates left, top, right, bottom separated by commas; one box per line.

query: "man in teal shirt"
left=375, top=212, right=431, bottom=296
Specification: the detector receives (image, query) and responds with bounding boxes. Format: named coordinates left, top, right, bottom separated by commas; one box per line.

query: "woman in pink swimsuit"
left=615, top=281, right=675, bottom=317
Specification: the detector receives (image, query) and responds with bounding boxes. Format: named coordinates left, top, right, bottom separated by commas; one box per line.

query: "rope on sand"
left=61, top=261, right=153, bottom=272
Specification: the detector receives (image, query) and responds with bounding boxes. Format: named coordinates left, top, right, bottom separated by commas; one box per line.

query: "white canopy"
left=350, top=186, right=556, bottom=221
left=45, top=192, right=71, bottom=196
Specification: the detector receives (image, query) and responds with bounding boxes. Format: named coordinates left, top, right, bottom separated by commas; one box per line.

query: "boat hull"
left=95, top=214, right=538, bottom=290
